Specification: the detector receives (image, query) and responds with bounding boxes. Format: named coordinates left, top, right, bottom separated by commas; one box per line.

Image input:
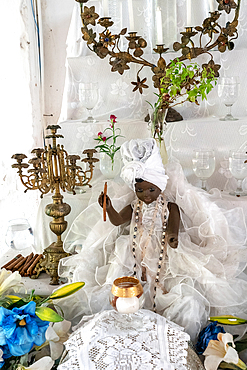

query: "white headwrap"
left=120, top=138, right=169, bottom=191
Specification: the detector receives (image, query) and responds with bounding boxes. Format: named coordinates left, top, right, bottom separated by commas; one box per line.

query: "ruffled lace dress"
left=58, top=161, right=247, bottom=342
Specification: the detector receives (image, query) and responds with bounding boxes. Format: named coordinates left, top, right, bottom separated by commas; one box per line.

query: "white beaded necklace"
left=132, top=194, right=168, bottom=311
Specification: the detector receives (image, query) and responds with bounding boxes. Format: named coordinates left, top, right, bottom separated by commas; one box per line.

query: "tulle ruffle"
left=57, top=161, right=247, bottom=341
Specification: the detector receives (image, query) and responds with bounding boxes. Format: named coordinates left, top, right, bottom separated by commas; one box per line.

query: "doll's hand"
left=98, top=192, right=112, bottom=210
left=168, top=235, right=178, bottom=249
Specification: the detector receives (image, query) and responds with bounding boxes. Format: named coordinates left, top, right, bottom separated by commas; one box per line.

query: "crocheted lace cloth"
left=58, top=309, right=205, bottom=370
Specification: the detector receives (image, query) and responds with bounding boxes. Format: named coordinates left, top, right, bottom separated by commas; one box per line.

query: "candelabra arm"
left=234, top=0, right=241, bottom=21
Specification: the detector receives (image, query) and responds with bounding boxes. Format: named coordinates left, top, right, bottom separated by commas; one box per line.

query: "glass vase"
left=155, top=138, right=168, bottom=166
left=148, top=108, right=168, bottom=166
left=100, top=151, right=122, bottom=179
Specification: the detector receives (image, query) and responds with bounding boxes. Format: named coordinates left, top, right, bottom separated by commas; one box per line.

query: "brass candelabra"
left=12, top=124, right=99, bottom=285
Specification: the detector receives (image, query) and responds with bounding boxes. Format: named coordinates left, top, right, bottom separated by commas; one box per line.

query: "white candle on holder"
left=209, top=0, right=214, bottom=12
left=156, top=7, right=163, bottom=45
left=128, top=0, right=134, bottom=31
left=103, top=0, right=108, bottom=17
left=187, top=0, right=191, bottom=26
left=116, top=297, right=140, bottom=314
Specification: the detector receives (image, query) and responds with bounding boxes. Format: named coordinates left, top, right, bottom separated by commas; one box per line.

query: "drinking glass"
left=79, top=82, right=99, bottom=123
left=109, top=276, right=145, bottom=328
left=218, top=76, right=239, bottom=121
left=229, top=151, right=247, bottom=196
left=5, top=218, right=34, bottom=250
left=192, top=149, right=215, bottom=190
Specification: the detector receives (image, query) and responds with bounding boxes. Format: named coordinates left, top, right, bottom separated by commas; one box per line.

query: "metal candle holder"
left=12, top=124, right=99, bottom=285
left=76, top=0, right=241, bottom=111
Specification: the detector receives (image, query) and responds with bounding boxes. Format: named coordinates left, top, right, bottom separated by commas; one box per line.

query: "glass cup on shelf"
left=192, top=149, right=215, bottom=191
left=228, top=151, right=247, bottom=196
left=5, top=218, right=34, bottom=250
left=218, top=76, right=240, bottom=121
left=79, top=82, right=99, bottom=123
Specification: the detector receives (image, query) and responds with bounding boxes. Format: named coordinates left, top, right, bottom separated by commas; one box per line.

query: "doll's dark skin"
left=98, top=180, right=179, bottom=248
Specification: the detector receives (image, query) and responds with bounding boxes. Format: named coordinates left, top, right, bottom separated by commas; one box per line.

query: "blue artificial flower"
left=196, top=321, right=225, bottom=355
left=0, top=301, right=49, bottom=357
left=0, top=344, right=12, bottom=369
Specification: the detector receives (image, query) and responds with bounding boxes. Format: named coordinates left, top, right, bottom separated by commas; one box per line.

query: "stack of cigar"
left=1, top=253, right=44, bottom=277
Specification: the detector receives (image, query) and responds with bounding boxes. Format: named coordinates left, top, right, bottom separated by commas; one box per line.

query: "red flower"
left=102, top=136, right=107, bottom=141
left=110, top=114, right=117, bottom=123
left=98, top=132, right=103, bottom=136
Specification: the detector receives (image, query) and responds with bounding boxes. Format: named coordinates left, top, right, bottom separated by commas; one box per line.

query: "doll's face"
left=134, top=180, right=161, bottom=204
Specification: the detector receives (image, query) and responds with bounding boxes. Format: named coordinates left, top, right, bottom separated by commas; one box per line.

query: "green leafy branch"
left=147, top=59, right=217, bottom=142
left=160, top=58, right=217, bottom=109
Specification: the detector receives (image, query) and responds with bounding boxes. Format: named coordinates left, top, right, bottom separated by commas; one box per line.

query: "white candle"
left=128, top=0, right=134, bottom=31
left=103, top=0, right=108, bottom=17
left=187, top=0, right=191, bottom=26
left=156, top=7, right=163, bottom=45
left=116, top=297, right=140, bottom=314
left=208, top=0, right=214, bottom=12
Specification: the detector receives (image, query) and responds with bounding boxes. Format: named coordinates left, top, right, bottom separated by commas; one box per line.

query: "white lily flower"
left=16, top=356, right=54, bottom=370
left=0, top=348, right=4, bottom=365
left=45, top=320, right=71, bottom=360
left=0, top=268, right=23, bottom=296
left=203, top=332, right=247, bottom=370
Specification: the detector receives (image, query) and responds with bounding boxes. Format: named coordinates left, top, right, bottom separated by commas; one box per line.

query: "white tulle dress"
left=58, top=161, right=247, bottom=342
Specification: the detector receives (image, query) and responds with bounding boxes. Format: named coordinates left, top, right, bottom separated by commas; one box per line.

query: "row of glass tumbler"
left=192, top=149, right=247, bottom=196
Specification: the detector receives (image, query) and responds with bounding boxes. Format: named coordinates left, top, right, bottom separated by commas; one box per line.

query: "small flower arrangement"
left=196, top=316, right=247, bottom=370
left=94, top=115, right=124, bottom=170
left=0, top=268, right=84, bottom=369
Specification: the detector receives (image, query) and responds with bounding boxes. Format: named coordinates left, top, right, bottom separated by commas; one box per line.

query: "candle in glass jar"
left=116, top=296, right=140, bottom=314
left=156, top=7, right=163, bottom=45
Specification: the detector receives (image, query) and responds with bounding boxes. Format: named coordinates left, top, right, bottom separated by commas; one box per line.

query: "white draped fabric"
left=2, top=0, right=247, bottom=252
left=62, top=0, right=247, bottom=122
left=0, top=0, right=43, bottom=252
left=57, top=160, right=247, bottom=342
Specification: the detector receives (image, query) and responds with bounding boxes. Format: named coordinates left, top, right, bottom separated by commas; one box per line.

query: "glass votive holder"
left=110, top=276, right=144, bottom=314
left=5, top=218, right=34, bottom=250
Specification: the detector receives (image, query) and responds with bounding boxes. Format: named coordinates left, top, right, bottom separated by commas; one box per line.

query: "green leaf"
left=146, top=101, right=153, bottom=110
left=49, top=282, right=85, bottom=300
left=209, top=315, right=247, bottom=325
left=219, top=360, right=247, bottom=369
left=0, top=296, right=15, bottom=308
left=7, top=298, right=30, bottom=309
left=235, top=337, right=247, bottom=354
left=188, top=71, right=194, bottom=79
left=35, top=306, right=64, bottom=322
left=170, top=86, right=177, bottom=96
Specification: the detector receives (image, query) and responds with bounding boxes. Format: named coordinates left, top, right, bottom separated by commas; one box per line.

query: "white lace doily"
left=58, top=309, right=195, bottom=370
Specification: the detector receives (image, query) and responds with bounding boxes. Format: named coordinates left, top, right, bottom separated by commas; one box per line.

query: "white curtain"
left=62, top=0, right=247, bottom=122
left=0, top=0, right=43, bottom=252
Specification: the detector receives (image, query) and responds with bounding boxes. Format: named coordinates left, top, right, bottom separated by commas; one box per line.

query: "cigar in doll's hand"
left=103, top=182, right=107, bottom=222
